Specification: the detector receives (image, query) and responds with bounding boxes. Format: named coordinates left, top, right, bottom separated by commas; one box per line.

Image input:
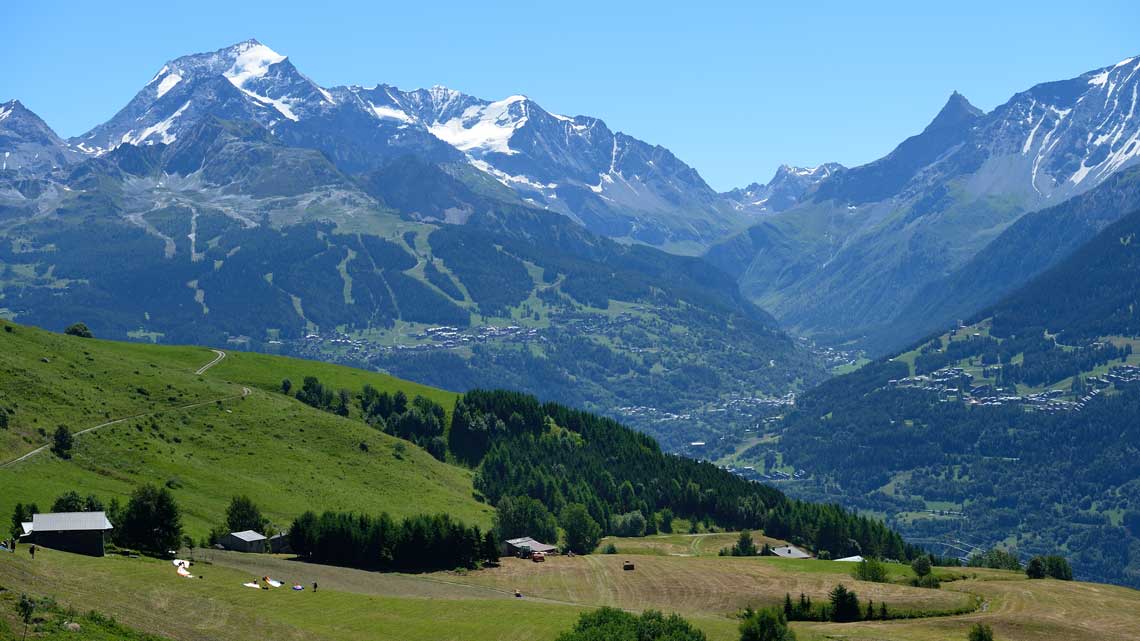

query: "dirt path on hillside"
left=0, top=350, right=249, bottom=468
left=195, top=348, right=227, bottom=375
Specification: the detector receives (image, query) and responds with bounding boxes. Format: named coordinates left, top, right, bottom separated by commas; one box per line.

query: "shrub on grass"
left=556, top=608, right=707, bottom=641
left=968, top=623, right=994, bottom=641
left=852, top=557, right=888, bottom=582
left=911, top=555, right=932, bottom=577
left=739, top=607, right=796, bottom=641
left=64, top=322, right=93, bottom=338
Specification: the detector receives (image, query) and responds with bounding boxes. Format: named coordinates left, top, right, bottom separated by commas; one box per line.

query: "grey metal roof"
left=505, top=536, right=557, bottom=552
left=31, top=512, right=113, bottom=532
left=229, top=530, right=267, bottom=542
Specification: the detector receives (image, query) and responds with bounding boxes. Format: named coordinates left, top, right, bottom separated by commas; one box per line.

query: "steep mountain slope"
left=61, top=39, right=749, bottom=252
left=709, top=55, right=1140, bottom=340
left=877, top=165, right=1140, bottom=353
left=983, top=205, right=1140, bottom=340
left=761, top=207, right=1140, bottom=587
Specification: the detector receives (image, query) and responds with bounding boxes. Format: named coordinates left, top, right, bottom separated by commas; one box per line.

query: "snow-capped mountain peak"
left=222, top=40, right=286, bottom=88
left=74, top=39, right=334, bottom=151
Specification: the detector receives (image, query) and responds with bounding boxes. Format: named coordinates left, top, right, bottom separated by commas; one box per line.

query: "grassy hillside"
left=0, top=320, right=490, bottom=536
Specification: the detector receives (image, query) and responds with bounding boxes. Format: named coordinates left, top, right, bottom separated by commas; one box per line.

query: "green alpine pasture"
left=0, top=320, right=490, bottom=537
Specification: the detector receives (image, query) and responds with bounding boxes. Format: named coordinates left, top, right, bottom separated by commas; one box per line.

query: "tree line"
left=288, top=510, right=498, bottom=572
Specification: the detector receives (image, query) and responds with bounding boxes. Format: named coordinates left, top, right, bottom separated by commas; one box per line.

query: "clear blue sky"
left=5, top=0, right=1138, bottom=190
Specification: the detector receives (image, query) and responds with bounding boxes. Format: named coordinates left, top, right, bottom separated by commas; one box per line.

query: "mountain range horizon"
left=6, top=37, right=1138, bottom=196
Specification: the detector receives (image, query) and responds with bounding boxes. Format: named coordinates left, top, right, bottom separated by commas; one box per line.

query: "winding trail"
left=0, top=349, right=248, bottom=469
left=195, top=349, right=227, bottom=375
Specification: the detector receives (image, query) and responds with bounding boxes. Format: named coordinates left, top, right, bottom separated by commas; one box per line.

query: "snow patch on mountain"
left=369, top=103, right=413, bottom=122
left=470, top=158, right=557, bottom=191
left=121, top=100, right=191, bottom=145
left=428, top=95, right=528, bottom=155
left=236, top=87, right=299, bottom=122
left=156, top=72, right=183, bottom=98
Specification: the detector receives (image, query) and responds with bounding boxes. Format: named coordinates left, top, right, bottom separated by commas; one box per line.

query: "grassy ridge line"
left=205, top=348, right=461, bottom=421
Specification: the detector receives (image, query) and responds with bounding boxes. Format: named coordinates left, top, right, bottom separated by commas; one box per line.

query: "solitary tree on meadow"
left=51, top=426, right=73, bottom=459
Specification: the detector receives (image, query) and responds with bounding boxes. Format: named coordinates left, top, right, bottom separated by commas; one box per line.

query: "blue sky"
left=5, top=0, right=1138, bottom=190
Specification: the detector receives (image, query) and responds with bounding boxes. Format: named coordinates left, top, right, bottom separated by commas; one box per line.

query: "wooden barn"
left=28, top=512, right=114, bottom=557
left=269, top=533, right=292, bottom=554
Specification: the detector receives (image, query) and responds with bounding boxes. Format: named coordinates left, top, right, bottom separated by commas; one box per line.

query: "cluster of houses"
left=885, top=362, right=1133, bottom=414
left=291, top=323, right=547, bottom=361
left=1104, top=364, right=1140, bottom=385
left=411, top=325, right=542, bottom=350
left=888, top=367, right=973, bottom=398
left=725, top=466, right=807, bottom=483
left=800, top=337, right=865, bottom=372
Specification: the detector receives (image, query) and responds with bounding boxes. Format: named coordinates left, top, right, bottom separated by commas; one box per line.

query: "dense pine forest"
left=450, top=389, right=918, bottom=560
left=290, top=377, right=919, bottom=562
